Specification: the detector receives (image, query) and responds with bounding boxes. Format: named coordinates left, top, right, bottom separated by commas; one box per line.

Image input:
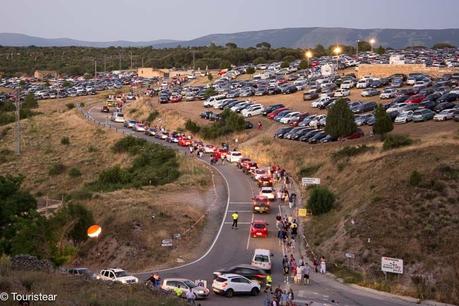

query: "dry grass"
left=0, top=270, right=185, bottom=306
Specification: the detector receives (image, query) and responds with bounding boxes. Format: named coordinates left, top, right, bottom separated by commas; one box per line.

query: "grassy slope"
left=0, top=270, right=185, bottom=306
left=0, top=96, right=212, bottom=272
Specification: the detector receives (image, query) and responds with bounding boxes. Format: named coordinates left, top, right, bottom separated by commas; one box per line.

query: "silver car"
left=161, top=278, right=210, bottom=299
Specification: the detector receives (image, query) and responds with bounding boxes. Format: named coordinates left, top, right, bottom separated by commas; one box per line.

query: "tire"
left=251, top=287, right=260, bottom=296
left=225, top=289, right=234, bottom=298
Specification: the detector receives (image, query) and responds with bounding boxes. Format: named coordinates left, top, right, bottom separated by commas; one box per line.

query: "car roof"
left=163, top=278, right=193, bottom=282
left=253, top=248, right=271, bottom=255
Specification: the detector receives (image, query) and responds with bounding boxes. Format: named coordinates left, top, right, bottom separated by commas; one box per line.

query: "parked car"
left=394, top=110, right=414, bottom=124
left=434, top=109, right=457, bottom=121
left=161, top=279, right=209, bottom=299
left=380, top=88, right=397, bottom=99
left=212, top=274, right=261, bottom=297
left=361, top=88, right=380, bottom=97
left=334, top=89, right=350, bottom=97
left=133, top=123, right=146, bottom=132
left=262, top=104, right=284, bottom=116
left=303, top=91, right=319, bottom=101
left=96, top=268, right=138, bottom=284
left=259, top=186, right=275, bottom=201
left=67, top=268, right=95, bottom=279
left=123, top=120, right=137, bottom=128
left=227, top=151, right=243, bottom=163
left=412, top=109, right=435, bottom=122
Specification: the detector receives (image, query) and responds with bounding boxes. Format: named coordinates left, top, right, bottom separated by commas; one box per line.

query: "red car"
left=406, top=94, right=425, bottom=104
left=178, top=136, right=192, bottom=147
left=169, top=95, right=182, bottom=103
left=214, top=148, right=228, bottom=159
left=242, top=161, right=258, bottom=174
left=250, top=220, right=268, bottom=238
left=267, top=107, right=288, bottom=120
left=237, top=158, right=251, bottom=169
left=346, top=128, right=364, bottom=140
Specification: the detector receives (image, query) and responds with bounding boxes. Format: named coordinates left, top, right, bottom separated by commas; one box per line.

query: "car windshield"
left=215, top=277, right=227, bottom=282
left=253, top=223, right=265, bottom=229
left=183, top=280, right=197, bottom=288
left=254, top=255, right=269, bottom=262
left=114, top=271, right=128, bottom=277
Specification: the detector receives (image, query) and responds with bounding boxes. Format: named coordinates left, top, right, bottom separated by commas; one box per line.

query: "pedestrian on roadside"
left=313, top=257, right=319, bottom=273
left=283, top=264, right=290, bottom=283
left=298, top=256, right=305, bottom=267
left=280, top=290, right=288, bottom=306
left=303, top=263, right=311, bottom=285
left=287, top=288, right=294, bottom=306
left=295, top=264, right=303, bottom=284
left=290, top=220, right=298, bottom=240
left=189, top=146, right=193, bottom=154
left=231, top=211, right=239, bottom=229
left=185, top=290, right=196, bottom=305
left=264, top=274, right=273, bottom=294
left=264, top=294, right=272, bottom=306
left=282, top=255, right=289, bottom=268
left=320, top=256, right=327, bottom=274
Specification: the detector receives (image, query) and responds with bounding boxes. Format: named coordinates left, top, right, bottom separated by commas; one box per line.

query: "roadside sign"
left=298, top=208, right=307, bottom=217
left=302, top=177, right=320, bottom=186
left=381, top=257, right=403, bottom=274
left=161, top=239, right=173, bottom=247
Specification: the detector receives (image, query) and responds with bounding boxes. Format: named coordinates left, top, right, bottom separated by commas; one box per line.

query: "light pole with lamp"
left=356, top=40, right=360, bottom=57
left=305, top=50, right=313, bottom=68
left=370, top=38, right=376, bottom=53
left=333, top=46, right=342, bottom=75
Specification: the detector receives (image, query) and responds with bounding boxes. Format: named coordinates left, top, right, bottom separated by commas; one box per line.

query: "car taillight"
left=222, top=282, right=228, bottom=288
left=256, top=274, right=266, bottom=278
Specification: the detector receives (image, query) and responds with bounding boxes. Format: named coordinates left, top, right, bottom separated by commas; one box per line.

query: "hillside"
left=2, top=27, right=459, bottom=48
left=0, top=94, right=214, bottom=272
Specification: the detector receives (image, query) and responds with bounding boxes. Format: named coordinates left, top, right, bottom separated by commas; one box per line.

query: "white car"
left=279, top=112, right=300, bottom=124
left=252, top=168, right=268, bottom=181
left=203, top=144, right=215, bottom=154
left=356, top=80, right=369, bottom=89
left=241, top=105, right=264, bottom=117
left=111, top=112, right=125, bottom=123
left=309, top=115, right=326, bottom=128
left=386, top=103, right=408, bottom=113
left=96, top=268, right=138, bottom=284
left=133, top=123, right=146, bottom=132
left=380, top=89, right=397, bottom=99
left=340, top=80, right=355, bottom=89
left=311, top=97, right=330, bottom=108
left=394, top=110, right=414, bottom=124
left=434, top=109, right=456, bottom=121
left=227, top=151, right=243, bottom=163
left=161, top=278, right=209, bottom=299
left=259, top=186, right=275, bottom=200
left=334, top=89, right=350, bottom=97
left=212, top=274, right=260, bottom=297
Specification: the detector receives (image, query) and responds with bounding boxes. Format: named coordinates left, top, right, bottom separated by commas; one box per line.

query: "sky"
left=1, top=0, right=459, bottom=42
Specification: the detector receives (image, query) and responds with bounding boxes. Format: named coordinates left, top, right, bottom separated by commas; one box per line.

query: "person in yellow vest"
left=264, top=274, right=273, bottom=293
left=231, top=212, right=239, bottom=229
left=174, top=286, right=184, bottom=298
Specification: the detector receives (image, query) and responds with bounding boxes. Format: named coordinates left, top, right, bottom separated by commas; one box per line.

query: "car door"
left=236, top=277, right=252, bottom=292
left=109, top=271, right=116, bottom=281
left=230, top=277, right=245, bottom=292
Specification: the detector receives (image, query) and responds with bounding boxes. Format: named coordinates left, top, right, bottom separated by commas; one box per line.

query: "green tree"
left=23, top=93, right=38, bottom=109
left=207, top=73, right=213, bottom=81
left=433, top=42, right=456, bottom=49
left=256, top=42, right=271, bottom=49
left=376, top=46, right=386, bottom=55
left=325, top=99, right=356, bottom=138
left=225, top=42, right=238, bottom=49
left=314, top=44, right=327, bottom=57
left=245, top=67, right=255, bottom=74
left=51, top=204, right=94, bottom=244
left=280, top=61, right=290, bottom=68
left=357, top=40, right=372, bottom=52
left=298, top=60, right=309, bottom=70
left=373, top=104, right=393, bottom=139
left=253, top=57, right=266, bottom=65
left=307, top=186, right=335, bottom=215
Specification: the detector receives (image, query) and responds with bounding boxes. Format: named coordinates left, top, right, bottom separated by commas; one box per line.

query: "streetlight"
left=333, top=46, right=341, bottom=74
left=356, top=40, right=360, bottom=57
left=305, top=50, right=313, bottom=67
left=369, top=38, right=376, bottom=53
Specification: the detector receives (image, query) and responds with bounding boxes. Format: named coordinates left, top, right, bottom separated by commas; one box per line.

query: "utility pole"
left=15, top=89, right=21, bottom=155
left=119, top=53, right=122, bottom=70
left=94, top=60, right=97, bottom=78
left=192, top=50, right=196, bottom=71
left=356, top=40, right=360, bottom=57
left=104, top=55, right=107, bottom=72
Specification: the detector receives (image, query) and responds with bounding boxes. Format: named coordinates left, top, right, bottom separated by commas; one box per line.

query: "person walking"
left=303, top=263, right=311, bottom=285
left=280, top=290, right=288, bottom=306
left=185, top=290, right=196, bottom=305
left=231, top=211, right=239, bottom=229
left=290, top=221, right=298, bottom=240
left=283, top=264, right=290, bottom=283
left=320, top=256, right=327, bottom=274
left=287, top=288, right=295, bottom=306
left=295, top=264, right=303, bottom=284
left=298, top=256, right=305, bottom=267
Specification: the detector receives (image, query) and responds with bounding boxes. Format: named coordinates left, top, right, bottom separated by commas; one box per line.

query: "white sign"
left=345, top=252, right=355, bottom=259
left=381, top=257, right=403, bottom=274
left=302, top=177, right=321, bottom=186
left=161, top=239, right=173, bottom=247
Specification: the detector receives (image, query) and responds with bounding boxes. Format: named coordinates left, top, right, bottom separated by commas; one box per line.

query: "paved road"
left=85, top=104, right=417, bottom=306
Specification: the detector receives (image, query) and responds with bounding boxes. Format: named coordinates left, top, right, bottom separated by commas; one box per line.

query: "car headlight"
left=197, top=290, right=205, bottom=294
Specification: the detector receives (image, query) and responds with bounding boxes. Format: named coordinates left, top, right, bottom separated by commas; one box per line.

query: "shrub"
left=49, top=163, right=66, bottom=176
left=146, top=111, right=159, bottom=123
left=325, top=99, right=356, bottom=138
left=61, top=136, right=70, bottom=145
left=246, top=67, right=255, bottom=74
left=68, top=168, right=82, bottom=178
left=307, top=186, right=335, bottom=215
left=200, top=109, right=245, bottom=140
left=112, top=136, right=147, bottom=155
left=298, top=164, right=322, bottom=178
left=185, top=119, right=201, bottom=134
left=331, top=145, right=373, bottom=162
left=87, top=145, right=97, bottom=152
left=409, top=171, right=422, bottom=187
left=23, top=93, right=38, bottom=109
left=373, top=104, right=393, bottom=139
left=0, top=113, right=15, bottom=126
left=203, top=87, right=217, bottom=99
left=383, top=134, right=413, bottom=150
left=129, top=108, right=138, bottom=114
left=65, top=103, right=75, bottom=110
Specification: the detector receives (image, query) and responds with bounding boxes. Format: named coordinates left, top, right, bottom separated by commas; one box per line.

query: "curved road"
left=84, top=104, right=416, bottom=306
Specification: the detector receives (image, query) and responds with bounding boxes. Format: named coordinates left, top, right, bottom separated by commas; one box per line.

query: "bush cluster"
left=185, top=119, right=201, bottom=134
left=200, top=109, right=245, bottom=139
left=331, top=145, right=373, bottom=162
left=307, top=186, right=336, bottom=215
left=383, top=134, right=413, bottom=150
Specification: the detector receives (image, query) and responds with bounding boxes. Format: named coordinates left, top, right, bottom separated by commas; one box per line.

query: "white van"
left=251, top=249, right=272, bottom=272
left=203, top=94, right=227, bottom=108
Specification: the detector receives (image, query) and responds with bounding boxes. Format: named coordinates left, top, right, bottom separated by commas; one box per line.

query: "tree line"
left=0, top=40, right=388, bottom=76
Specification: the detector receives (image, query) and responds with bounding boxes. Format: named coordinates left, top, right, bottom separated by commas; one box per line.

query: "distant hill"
left=1, top=28, right=459, bottom=49
left=0, top=33, right=177, bottom=48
